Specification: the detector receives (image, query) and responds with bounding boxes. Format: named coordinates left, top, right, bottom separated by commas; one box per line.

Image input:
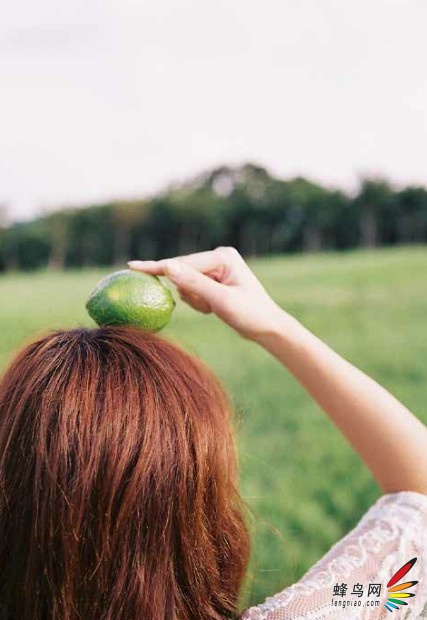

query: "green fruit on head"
left=86, top=269, right=175, bottom=332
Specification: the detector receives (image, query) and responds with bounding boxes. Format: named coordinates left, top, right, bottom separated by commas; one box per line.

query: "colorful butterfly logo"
left=384, top=557, right=418, bottom=612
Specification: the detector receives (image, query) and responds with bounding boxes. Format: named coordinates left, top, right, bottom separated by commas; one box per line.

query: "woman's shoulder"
left=240, top=491, right=427, bottom=619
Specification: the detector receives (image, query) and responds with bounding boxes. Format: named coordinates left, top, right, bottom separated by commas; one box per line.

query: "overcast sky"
left=1, top=0, right=427, bottom=221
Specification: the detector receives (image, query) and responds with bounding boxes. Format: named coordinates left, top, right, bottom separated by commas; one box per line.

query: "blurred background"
left=1, top=0, right=427, bottom=610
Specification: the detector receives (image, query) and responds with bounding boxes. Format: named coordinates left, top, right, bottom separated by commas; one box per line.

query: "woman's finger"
left=127, top=259, right=164, bottom=275
left=174, top=249, right=233, bottom=274
left=128, top=247, right=240, bottom=279
left=178, top=289, right=212, bottom=314
left=163, top=260, right=223, bottom=303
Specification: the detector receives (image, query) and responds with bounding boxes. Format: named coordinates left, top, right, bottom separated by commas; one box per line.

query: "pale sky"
left=1, top=0, right=427, bottom=222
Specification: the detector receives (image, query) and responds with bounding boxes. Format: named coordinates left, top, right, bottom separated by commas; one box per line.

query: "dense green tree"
left=395, top=187, right=427, bottom=244
left=1, top=164, right=427, bottom=272
left=64, top=206, right=114, bottom=267
left=353, top=179, right=397, bottom=248
left=0, top=221, right=50, bottom=270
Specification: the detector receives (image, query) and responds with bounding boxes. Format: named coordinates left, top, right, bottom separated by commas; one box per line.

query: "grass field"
left=1, top=246, right=427, bottom=609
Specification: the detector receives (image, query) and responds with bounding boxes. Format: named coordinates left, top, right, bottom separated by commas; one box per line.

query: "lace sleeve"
left=240, top=491, right=427, bottom=619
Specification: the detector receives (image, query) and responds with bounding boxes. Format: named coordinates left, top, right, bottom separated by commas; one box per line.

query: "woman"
left=0, top=247, right=426, bottom=619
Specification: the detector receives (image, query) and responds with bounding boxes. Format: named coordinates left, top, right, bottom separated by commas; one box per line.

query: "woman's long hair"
left=0, top=326, right=250, bottom=619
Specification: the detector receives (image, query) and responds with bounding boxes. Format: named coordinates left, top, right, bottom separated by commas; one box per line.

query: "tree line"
left=1, top=163, right=427, bottom=271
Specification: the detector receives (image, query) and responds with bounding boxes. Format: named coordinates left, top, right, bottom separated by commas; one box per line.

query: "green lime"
left=86, top=269, right=175, bottom=332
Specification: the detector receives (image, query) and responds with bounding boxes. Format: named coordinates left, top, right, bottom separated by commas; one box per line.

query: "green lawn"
left=1, top=246, right=427, bottom=609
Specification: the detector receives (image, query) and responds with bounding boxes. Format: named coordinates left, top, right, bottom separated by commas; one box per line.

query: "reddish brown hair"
left=0, top=326, right=250, bottom=619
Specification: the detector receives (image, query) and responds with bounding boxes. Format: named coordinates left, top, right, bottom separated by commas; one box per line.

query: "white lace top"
left=241, top=491, right=427, bottom=619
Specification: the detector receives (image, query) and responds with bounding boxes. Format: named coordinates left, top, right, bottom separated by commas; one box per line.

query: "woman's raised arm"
left=128, top=247, right=427, bottom=496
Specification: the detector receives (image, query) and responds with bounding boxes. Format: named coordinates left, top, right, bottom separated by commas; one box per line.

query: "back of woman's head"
left=0, top=326, right=250, bottom=620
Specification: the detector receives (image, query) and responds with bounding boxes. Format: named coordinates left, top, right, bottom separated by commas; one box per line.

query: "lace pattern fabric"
left=241, top=491, right=427, bottom=619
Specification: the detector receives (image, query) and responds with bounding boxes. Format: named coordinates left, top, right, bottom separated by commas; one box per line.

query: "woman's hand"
left=131, top=247, right=427, bottom=496
left=128, top=247, right=283, bottom=340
